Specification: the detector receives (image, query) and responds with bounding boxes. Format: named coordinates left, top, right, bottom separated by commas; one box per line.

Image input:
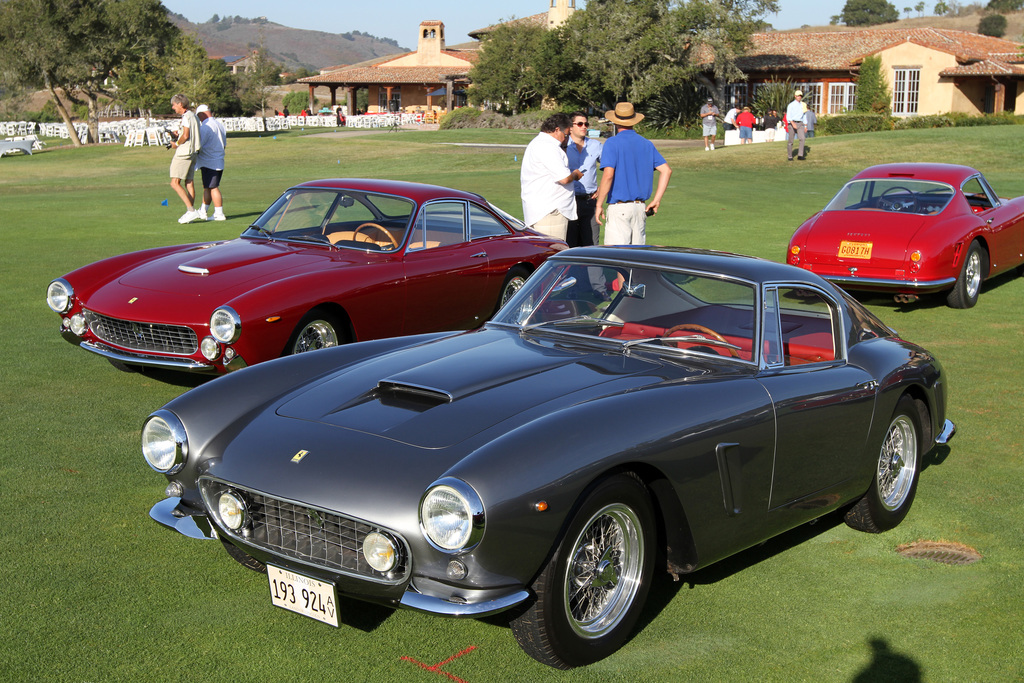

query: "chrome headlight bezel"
left=217, top=491, right=248, bottom=531
left=46, top=278, right=74, bottom=313
left=419, top=478, right=485, bottom=553
left=141, top=409, right=188, bottom=474
left=209, top=306, right=241, bottom=344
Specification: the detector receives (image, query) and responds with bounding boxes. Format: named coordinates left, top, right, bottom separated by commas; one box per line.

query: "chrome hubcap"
left=965, top=251, right=981, bottom=299
left=502, top=276, right=526, bottom=306
left=878, top=414, right=918, bottom=510
left=293, top=320, right=338, bottom=354
left=563, top=503, right=643, bottom=638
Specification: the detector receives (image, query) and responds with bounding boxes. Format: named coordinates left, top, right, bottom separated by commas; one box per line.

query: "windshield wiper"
left=621, top=334, right=742, bottom=353
left=284, top=234, right=332, bottom=246
left=247, top=224, right=273, bottom=239
left=520, top=315, right=623, bottom=332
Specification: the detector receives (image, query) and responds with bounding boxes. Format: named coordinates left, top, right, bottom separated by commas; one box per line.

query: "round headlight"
left=420, top=479, right=484, bottom=552
left=200, top=336, right=220, bottom=361
left=141, top=410, right=188, bottom=473
left=218, top=491, right=247, bottom=531
left=69, top=314, right=87, bottom=336
left=46, top=279, right=73, bottom=313
left=362, top=532, right=398, bottom=572
left=210, top=306, right=241, bottom=343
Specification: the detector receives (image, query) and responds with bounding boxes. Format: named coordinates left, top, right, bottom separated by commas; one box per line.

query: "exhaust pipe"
left=894, top=293, right=919, bottom=304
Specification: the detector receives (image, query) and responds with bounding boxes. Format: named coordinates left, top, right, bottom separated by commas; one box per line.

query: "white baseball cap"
left=195, top=104, right=210, bottom=113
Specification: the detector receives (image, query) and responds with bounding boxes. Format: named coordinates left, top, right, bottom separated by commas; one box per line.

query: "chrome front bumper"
left=936, top=419, right=956, bottom=445
left=149, top=497, right=216, bottom=540
left=151, top=496, right=532, bottom=617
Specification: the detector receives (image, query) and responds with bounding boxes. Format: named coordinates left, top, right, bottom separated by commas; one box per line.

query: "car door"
left=756, top=284, right=877, bottom=510
left=966, top=175, right=1024, bottom=274
left=402, top=200, right=494, bottom=333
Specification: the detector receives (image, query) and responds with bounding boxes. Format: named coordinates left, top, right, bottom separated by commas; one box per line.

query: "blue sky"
left=161, top=1, right=851, bottom=50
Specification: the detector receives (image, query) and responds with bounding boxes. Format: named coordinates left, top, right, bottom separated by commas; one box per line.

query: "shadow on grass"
left=636, top=508, right=848, bottom=633
left=851, top=638, right=922, bottom=682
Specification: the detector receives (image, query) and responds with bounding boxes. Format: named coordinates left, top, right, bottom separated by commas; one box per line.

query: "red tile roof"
left=300, top=50, right=477, bottom=85
left=737, top=28, right=1024, bottom=76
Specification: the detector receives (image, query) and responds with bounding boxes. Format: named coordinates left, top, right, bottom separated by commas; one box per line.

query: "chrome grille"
left=85, top=310, right=197, bottom=355
left=200, top=479, right=409, bottom=584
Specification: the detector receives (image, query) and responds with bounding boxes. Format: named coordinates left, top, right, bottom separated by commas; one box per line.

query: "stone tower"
left=415, top=21, right=445, bottom=66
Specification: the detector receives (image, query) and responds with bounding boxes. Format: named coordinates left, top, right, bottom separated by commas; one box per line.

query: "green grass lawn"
left=1, top=126, right=1022, bottom=682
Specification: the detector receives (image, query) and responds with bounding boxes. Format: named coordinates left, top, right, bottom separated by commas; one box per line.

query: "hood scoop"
left=374, top=380, right=452, bottom=411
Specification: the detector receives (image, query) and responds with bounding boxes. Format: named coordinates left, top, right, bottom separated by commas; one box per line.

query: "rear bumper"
left=820, top=274, right=956, bottom=294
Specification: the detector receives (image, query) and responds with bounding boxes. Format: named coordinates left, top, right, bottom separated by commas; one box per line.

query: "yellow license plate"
left=838, top=241, right=873, bottom=259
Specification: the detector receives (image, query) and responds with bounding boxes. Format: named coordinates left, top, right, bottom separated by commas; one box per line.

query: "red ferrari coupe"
left=46, top=179, right=565, bottom=373
left=787, top=163, right=1024, bottom=308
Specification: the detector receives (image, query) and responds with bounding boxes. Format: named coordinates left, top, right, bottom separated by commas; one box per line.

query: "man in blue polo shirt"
left=595, top=102, right=672, bottom=245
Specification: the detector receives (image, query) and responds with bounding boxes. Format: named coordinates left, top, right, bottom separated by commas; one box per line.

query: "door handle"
left=856, top=380, right=878, bottom=391
left=471, top=252, right=487, bottom=258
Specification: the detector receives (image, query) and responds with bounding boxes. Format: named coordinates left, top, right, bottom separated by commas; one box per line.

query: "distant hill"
left=781, top=8, right=1024, bottom=39
left=168, top=13, right=411, bottom=72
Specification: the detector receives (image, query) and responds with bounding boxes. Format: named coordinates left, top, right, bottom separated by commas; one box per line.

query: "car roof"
left=553, top=245, right=837, bottom=288
left=850, top=163, right=979, bottom=185
left=291, top=178, right=487, bottom=204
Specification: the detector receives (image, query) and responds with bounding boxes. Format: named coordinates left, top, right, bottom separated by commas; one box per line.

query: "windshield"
left=492, top=260, right=757, bottom=362
left=824, top=178, right=954, bottom=216
left=243, top=188, right=415, bottom=251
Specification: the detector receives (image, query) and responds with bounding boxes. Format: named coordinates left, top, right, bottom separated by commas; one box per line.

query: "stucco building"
left=723, top=28, right=1024, bottom=116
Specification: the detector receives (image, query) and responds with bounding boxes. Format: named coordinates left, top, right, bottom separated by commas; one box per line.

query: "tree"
left=841, top=0, right=900, bottom=25
left=553, top=0, right=778, bottom=109
left=934, top=1, right=950, bottom=13
left=915, top=1, right=926, bottom=14
left=854, top=55, right=891, bottom=114
left=986, top=0, right=1023, bottom=11
left=0, top=0, right=177, bottom=145
left=467, top=22, right=549, bottom=114
left=978, top=13, right=1007, bottom=36
left=236, top=33, right=281, bottom=116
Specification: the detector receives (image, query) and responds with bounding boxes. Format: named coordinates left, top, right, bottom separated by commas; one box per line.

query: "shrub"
left=282, top=91, right=317, bottom=114
left=438, top=107, right=482, bottom=129
left=818, top=113, right=894, bottom=135
left=978, top=13, right=1007, bottom=36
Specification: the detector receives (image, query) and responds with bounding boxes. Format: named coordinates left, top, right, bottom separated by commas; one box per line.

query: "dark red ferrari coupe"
left=786, top=163, right=1024, bottom=308
left=46, top=179, right=565, bottom=373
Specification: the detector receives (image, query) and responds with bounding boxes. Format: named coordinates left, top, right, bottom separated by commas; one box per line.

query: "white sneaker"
left=710, top=143, right=715, bottom=150
left=197, top=208, right=208, bottom=221
left=705, top=146, right=710, bottom=151
left=212, top=213, right=226, bottom=221
left=178, top=210, right=199, bottom=224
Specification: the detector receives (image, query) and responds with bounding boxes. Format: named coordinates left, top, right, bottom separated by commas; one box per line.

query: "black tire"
left=946, top=241, right=985, bottom=309
left=221, top=538, right=266, bottom=573
left=285, top=309, right=346, bottom=356
left=496, top=266, right=531, bottom=313
left=509, top=473, right=655, bottom=669
left=845, top=396, right=924, bottom=533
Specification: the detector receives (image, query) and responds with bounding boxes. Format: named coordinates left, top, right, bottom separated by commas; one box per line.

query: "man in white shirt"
left=520, top=113, right=582, bottom=241
left=786, top=90, right=808, bottom=161
left=195, top=104, right=227, bottom=221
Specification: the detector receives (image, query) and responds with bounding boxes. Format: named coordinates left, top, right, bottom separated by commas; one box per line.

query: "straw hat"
left=605, top=102, right=644, bottom=126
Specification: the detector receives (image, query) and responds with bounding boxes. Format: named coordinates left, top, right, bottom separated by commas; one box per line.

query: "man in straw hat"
left=785, top=90, right=808, bottom=161
left=595, top=102, right=672, bottom=245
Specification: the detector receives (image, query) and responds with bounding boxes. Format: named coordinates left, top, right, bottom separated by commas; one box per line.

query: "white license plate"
left=268, top=565, right=339, bottom=627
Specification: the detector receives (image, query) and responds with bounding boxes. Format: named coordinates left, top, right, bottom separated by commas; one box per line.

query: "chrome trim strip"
left=400, top=587, right=530, bottom=617
left=936, top=419, right=956, bottom=445
left=821, top=275, right=956, bottom=292
left=178, top=265, right=209, bottom=275
left=149, top=497, right=216, bottom=540
left=80, top=341, right=216, bottom=372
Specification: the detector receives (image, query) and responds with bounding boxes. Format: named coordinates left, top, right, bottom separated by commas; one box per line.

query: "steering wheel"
left=663, top=323, right=739, bottom=358
left=879, top=186, right=918, bottom=213
left=353, top=222, right=398, bottom=249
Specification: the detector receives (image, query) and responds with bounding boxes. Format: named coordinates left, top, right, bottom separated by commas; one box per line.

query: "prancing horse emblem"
left=291, top=449, right=309, bottom=463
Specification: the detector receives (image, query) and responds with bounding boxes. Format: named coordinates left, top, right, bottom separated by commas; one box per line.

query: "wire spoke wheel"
left=564, top=504, right=643, bottom=638
left=878, top=414, right=918, bottom=511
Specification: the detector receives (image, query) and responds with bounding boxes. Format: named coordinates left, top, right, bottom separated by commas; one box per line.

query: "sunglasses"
left=573, top=122, right=588, bottom=127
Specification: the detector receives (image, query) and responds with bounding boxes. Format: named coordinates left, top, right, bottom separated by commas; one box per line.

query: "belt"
left=611, top=200, right=644, bottom=204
